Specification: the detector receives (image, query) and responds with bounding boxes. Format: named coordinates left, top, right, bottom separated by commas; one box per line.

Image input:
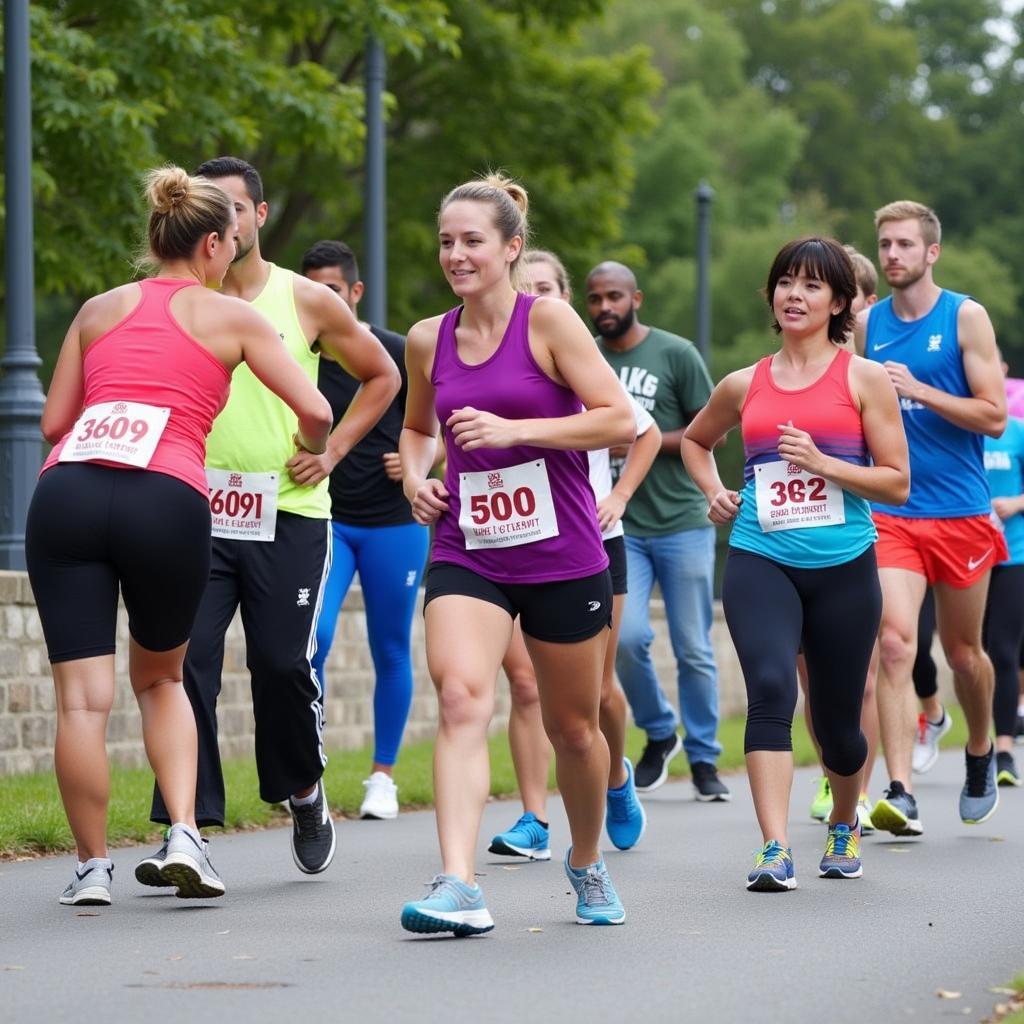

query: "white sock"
left=290, top=784, right=320, bottom=807
left=78, top=857, right=112, bottom=872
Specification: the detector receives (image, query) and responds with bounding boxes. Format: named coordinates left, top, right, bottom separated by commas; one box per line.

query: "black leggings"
left=912, top=587, right=938, bottom=701
left=25, top=463, right=212, bottom=662
left=723, top=547, right=881, bottom=776
left=983, top=564, right=1024, bottom=738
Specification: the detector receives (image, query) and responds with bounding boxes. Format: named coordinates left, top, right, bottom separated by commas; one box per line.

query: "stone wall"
left=0, top=570, right=953, bottom=776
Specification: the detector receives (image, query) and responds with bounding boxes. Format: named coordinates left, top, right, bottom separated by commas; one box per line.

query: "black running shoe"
left=996, top=750, right=1021, bottom=787
left=288, top=780, right=336, bottom=874
left=634, top=734, right=683, bottom=792
left=1015, top=714, right=1024, bottom=745
left=691, top=761, right=731, bottom=802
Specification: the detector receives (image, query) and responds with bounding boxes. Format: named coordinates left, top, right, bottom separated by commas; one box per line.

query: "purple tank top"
left=430, top=292, right=608, bottom=584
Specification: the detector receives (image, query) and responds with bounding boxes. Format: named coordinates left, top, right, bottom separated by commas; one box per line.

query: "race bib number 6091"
left=206, top=468, right=279, bottom=542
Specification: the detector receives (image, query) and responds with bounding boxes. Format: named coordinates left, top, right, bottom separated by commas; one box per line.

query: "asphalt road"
left=1, top=751, right=1020, bottom=1024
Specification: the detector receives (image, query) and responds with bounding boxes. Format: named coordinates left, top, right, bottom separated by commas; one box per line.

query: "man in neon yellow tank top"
left=146, top=157, right=400, bottom=877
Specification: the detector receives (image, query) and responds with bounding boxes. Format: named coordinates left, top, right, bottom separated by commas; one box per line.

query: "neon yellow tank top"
left=206, top=263, right=329, bottom=518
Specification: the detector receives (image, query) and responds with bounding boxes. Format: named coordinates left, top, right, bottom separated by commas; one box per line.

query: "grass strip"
left=0, top=708, right=969, bottom=858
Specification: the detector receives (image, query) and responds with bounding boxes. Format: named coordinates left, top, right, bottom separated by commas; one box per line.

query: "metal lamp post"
left=695, top=180, right=714, bottom=364
left=363, top=35, right=387, bottom=329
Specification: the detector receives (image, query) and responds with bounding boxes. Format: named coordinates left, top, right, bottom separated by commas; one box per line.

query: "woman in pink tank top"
left=25, top=166, right=331, bottom=908
left=397, top=174, right=635, bottom=935
left=682, top=237, right=909, bottom=893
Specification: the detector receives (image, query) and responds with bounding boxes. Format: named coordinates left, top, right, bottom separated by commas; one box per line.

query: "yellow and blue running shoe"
left=818, top=821, right=862, bottom=879
left=746, top=840, right=796, bottom=892
left=400, top=874, right=495, bottom=937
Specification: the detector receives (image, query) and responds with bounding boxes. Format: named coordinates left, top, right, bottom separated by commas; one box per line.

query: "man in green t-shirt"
left=586, top=261, right=728, bottom=801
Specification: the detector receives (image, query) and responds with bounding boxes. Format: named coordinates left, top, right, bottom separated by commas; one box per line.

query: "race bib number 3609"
left=459, top=460, right=559, bottom=550
left=206, top=468, right=279, bottom=542
left=59, top=401, right=169, bottom=468
left=755, top=461, right=845, bottom=533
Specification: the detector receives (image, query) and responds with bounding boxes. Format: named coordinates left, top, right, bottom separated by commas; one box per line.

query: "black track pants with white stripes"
left=152, top=512, right=331, bottom=827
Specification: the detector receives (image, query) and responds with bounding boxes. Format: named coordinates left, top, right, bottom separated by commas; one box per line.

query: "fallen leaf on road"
left=76, top=912, right=99, bottom=917
left=501, top=866, right=520, bottom=872
left=988, top=836, right=1005, bottom=842
left=167, top=956, right=183, bottom=962
left=990, top=988, right=1017, bottom=996
left=216, top=930, right=230, bottom=935
left=527, top=928, right=543, bottom=933
left=4, top=966, right=25, bottom=971
left=233, top=955, right=256, bottom=961
left=887, top=848, right=909, bottom=854
left=937, top=990, right=962, bottom=999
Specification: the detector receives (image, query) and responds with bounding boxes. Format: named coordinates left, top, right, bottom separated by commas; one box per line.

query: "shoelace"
left=965, top=750, right=992, bottom=797
left=916, top=713, right=928, bottom=744
left=292, top=800, right=328, bottom=838
left=579, top=866, right=612, bottom=906
left=754, top=842, right=787, bottom=868
left=824, top=826, right=856, bottom=859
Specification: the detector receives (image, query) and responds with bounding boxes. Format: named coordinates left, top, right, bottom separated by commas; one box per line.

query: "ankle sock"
left=78, top=857, right=112, bottom=872
left=290, top=785, right=320, bottom=807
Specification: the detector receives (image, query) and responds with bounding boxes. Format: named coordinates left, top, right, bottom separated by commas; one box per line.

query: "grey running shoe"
left=871, top=781, right=923, bottom=836
left=996, top=750, right=1021, bottom=787
left=158, top=824, right=226, bottom=898
left=60, top=861, right=113, bottom=906
left=960, top=746, right=999, bottom=824
left=288, top=780, right=336, bottom=874
left=135, top=829, right=171, bottom=888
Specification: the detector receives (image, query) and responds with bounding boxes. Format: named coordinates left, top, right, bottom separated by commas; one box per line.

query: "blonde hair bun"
left=145, top=166, right=191, bottom=215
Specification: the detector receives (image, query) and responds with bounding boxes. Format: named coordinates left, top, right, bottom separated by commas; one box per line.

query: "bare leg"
left=425, top=596, right=512, bottom=884
left=600, top=593, right=628, bottom=789
left=876, top=568, right=928, bottom=791
left=935, top=576, right=994, bottom=756
left=746, top=750, right=794, bottom=847
left=51, top=655, right=116, bottom=862
left=129, top=639, right=198, bottom=830
left=502, top=620, right=552, bottom=817
left=525, top=629, right=609, bottom=869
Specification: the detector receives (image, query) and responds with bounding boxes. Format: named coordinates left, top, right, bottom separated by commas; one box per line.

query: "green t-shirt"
left=599, top=327, right=712, bottom=536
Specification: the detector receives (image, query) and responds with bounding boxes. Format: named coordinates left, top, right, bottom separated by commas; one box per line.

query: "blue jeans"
left=616, top=527, right=721, bottom=765
left=312, top=520, right=429, bottom=766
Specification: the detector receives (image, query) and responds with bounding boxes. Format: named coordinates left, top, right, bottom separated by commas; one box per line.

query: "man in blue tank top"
left=854, top=200, right=1007, bottom=835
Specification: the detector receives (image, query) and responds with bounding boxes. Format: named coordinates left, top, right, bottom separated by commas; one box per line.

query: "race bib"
left=755, top=461, right=845, bottom=533
left=58, top=401, right=169, bottom=468
left=459, top=460, right=559, bottom=550
left=206, top=468, right=279, bottom=542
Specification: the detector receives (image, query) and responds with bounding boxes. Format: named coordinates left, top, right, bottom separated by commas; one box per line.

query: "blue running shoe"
left=818, top=821, right=862, bottom=879
left=400, top=875, right=495, bottom=937
left=746, top=840, right=796, bottom=892
left=606, top=759, right=647, bottom=851
left=564, top=850, right=625, bottom=925
left=871, top=780, right=923, bottom=836
left=488, top=812, right=551, bottom=861
left=960, top=746, right=999, bottom=824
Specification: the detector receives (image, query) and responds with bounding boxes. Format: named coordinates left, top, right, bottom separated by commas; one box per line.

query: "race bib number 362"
left=59, top=401, right=169, bottom=468
left=459, top=460, right=559, bottom=550
left=754, top=461, right=845, bottom=533
left=206, top=468, right=279, bottom=542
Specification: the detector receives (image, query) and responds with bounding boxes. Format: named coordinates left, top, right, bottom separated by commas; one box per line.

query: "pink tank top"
left=43, top=279, right=231, bottom=495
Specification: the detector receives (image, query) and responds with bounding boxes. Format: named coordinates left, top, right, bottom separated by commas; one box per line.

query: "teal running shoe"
left=488, top=812, right=551, bottom=861
left=960, top=746, right=999, bottom=824
left=746, top=841, right=796, bottom=892
left=606, top=759, right=647, bottom=851
left=818, top=821, right=863, bottom=879
left=564, top=850, right=625, bottom=925
left=400, top=875, right=495, bottom=937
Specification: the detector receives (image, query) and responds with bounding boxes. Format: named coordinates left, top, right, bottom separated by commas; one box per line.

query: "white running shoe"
left=360, top=772, right=399, bottom=820
left=912, top=709, right=952, bottom=774
left=60, top=860, right=113, bottom=906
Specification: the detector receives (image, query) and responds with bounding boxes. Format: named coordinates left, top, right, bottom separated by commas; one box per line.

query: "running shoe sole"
left=961, top=790, right=999, bottom=825
left=870, top=799, right=924, bottom=836
left=693, top=787, right=731, bottom=803
left=486, top=838, right=551, bottom=861
left=575, top=910, right=626, bottom=925
left=634, top=734, right=683, bottom=793
left=818, top=864, right=863, bottom=879
left=746, top=872, right=797, bottom=893
left=134, top=859, right=169, bottom=888
left=59, top=887, right=111, bottom=906
left=159, top=854, right=226, bottom=899
left=360, top=808, right=398, bottom=820
left=400, top=906, right=495, bottom=937
left=996, top=770, right=1021, bottom=787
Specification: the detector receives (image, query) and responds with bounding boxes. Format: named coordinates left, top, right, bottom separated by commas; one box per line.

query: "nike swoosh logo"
left=967, top=548, right=992, bottom=571
left=872, top=339, right=898, bottom=352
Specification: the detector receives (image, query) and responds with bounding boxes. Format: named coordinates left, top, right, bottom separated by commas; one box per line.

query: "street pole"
left=363, top=35, right=387, bottom=329
left=695, top=180, right=714, bottom=365
left=0, top=0, right=46, bottom=571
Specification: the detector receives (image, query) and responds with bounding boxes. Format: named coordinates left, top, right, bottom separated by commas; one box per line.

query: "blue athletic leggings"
left=312, top=520, right=429, bottom=766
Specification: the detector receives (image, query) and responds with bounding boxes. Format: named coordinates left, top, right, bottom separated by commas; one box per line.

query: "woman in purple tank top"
left=397, top=174, right=635, bottom=935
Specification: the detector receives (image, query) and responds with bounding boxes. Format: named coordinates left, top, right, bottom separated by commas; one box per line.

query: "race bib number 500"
left=755, top=461, right=845, bottom=533
left=206, top=468, right=279, bottom=542
left=59, top=401, right=169, bottom=468
left=459, top=460, right=559, bottom=550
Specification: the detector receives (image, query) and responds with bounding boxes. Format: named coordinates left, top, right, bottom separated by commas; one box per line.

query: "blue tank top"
left=866, top=289, right=989, bottom=518
left=728, top=348, right=876, bottom=569
left=984, top=416, right=1024, bottom=565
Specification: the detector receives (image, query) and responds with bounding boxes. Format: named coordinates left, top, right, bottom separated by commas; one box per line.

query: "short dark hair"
left=766, top=237, right=856, bottom=344
left=300, top=239, right=360, bottom=285
left=195, top=156, right=264, bottom=207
